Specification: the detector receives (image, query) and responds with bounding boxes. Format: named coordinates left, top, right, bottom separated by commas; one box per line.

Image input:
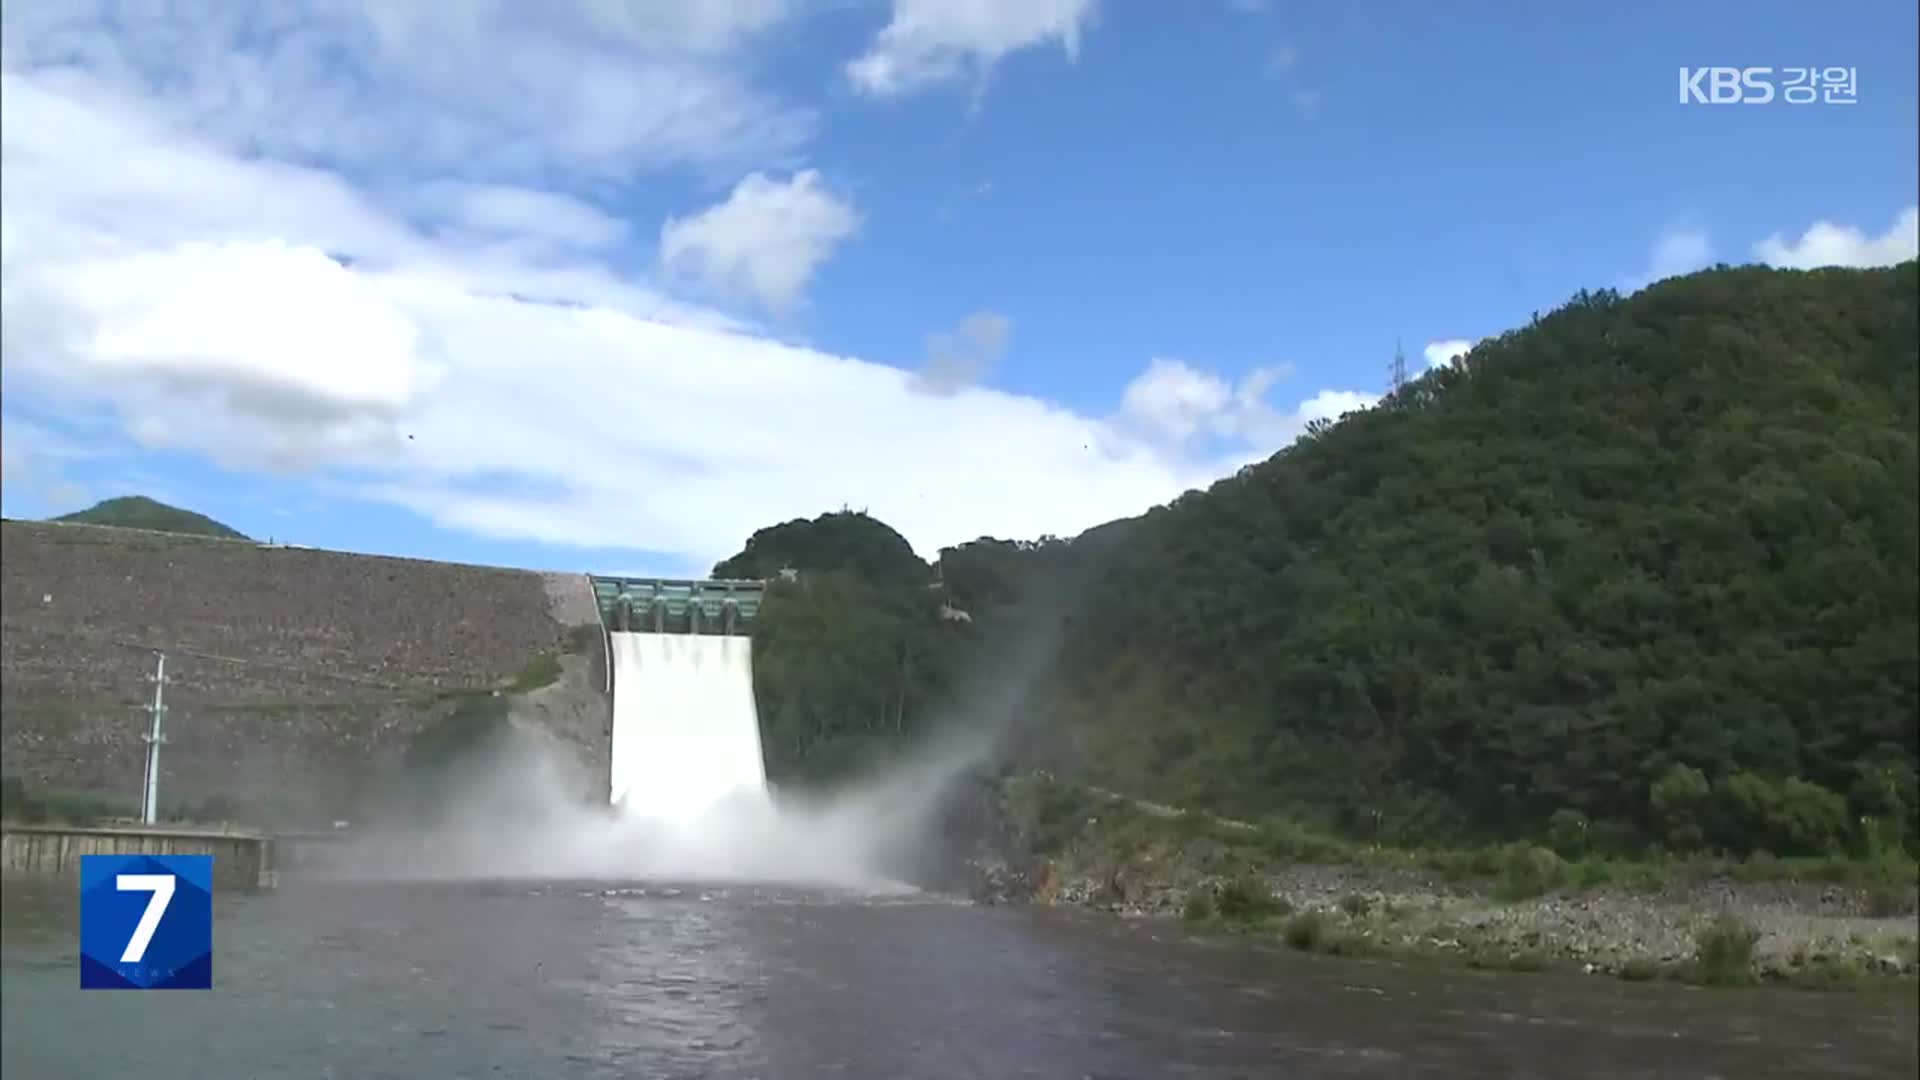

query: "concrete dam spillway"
left=594, top=577, right=771, bottom=826
left=607, top=632, right=767, bottom=823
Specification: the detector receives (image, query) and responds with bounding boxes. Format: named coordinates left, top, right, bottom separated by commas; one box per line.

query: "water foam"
left=608, top=631, right=771, bottom=825
left=316, top=626, right=986, bottom=892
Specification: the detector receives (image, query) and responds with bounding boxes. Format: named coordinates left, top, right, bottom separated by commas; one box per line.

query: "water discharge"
left=607, top=631, right=769, bottom=825
left=309, top=623, right=990, bottom=894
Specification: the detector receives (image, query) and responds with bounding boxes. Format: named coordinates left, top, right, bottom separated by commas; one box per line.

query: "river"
left=3, top=878, right=1914, bottom=1079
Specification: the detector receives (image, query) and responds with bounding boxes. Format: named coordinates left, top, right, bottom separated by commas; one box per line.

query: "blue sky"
left=2, top=0, right=1915, bottom=577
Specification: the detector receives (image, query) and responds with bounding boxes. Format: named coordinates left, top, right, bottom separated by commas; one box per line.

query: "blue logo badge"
left=78, top=854, right=214, bottom=990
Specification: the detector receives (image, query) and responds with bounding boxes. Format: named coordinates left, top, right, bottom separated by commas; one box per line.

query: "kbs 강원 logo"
left=1678, top=67, right=1859, bottom=105
left=79, top=854, right=213, bottom=990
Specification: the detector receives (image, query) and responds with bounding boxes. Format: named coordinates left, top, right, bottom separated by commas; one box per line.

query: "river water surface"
left=3, top=878, right=1914, bottom=1079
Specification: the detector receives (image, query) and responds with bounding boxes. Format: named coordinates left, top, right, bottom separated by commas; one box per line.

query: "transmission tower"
left=1388, top=338, right=1408, bottom=394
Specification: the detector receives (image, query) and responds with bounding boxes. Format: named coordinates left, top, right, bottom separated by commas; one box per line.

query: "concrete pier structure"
left=0, top=823, right=276, bottom=891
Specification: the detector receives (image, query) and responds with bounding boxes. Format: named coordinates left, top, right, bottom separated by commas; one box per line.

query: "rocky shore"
left=943, top=778, right=1920, bottom=987
left=1028, top=860, right=1918, bottom=982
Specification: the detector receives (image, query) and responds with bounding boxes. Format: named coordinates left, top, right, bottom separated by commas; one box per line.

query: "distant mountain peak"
left=51, top=496, right=251, bottom=541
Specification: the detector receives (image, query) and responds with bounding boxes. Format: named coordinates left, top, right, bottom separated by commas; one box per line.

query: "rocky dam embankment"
left=0, top=520, right=609, bottom=826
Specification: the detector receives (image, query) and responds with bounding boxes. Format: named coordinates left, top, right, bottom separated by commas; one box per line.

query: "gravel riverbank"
left=943, top=777, right=1920, bottom=986
left=998, top=856, right=1920, bottom=983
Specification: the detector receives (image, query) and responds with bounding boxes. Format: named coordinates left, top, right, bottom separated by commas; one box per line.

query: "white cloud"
left=1423, top=339, right=1474, bottom=369
left=1296, top=389, right=1376, bottom=423
left=0, top=415, right=101, bottom=512
left=1121, top=359, right=1235, bottom=443
left=1625, top=209, right=1916, bottom=293
left=5, top=236, right=442, bottom=471
left=1266, top=42, right=1299, bottom=75
left=0, top=0, right=813, bottom=186
left=1753, top=206, right=1919, bottom=269
left=0, top=64, right=1372, bottom=567
left=658, top=171, right=861, bottom=313
left=0, top=70, right=728, bottom=329
left=1118, top=359, right=1366, bottom=453
left=568, top=0, right=798, bottom=53
left=1649, top=225, right=1712, bottom=279
left=415, top=183, right=629, bottom=253
left=1620, top=223, right=1713, bottom=291
left=847, top=0, right=1099, bottom=97
left=913, top=311, right=1012, bottom=396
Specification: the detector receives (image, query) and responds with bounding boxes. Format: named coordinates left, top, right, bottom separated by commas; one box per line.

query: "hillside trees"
left=1045, top=262, right=1919, bottom=856
left=724, top=264, right=1917, bottom=858
left=718, top=512, right=979, bottom=785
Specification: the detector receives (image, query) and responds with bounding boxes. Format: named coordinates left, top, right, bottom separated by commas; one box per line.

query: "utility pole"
left=141, top=652, right=168, bottom=825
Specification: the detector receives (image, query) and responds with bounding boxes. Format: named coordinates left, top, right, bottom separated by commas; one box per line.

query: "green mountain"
left=52, top=496, right=250, bottom=541
left=716, top=510, right=1138, bottom=787
left=1044, top=260, right=1919, bottom=856
left=745, top=261, right=1920, bottom=859
left=707, top=511, right=965, bottom=785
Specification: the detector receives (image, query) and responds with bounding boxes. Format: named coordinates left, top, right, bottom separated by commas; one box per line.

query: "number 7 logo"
left=79, top=854, right=213, bottom=990
left=115, top=874, right=177, bottom=964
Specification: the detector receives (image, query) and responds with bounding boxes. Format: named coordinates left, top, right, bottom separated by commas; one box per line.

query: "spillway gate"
left=589, top=576, right=764, bottom=636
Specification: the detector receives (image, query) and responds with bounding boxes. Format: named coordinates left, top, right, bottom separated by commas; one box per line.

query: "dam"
left=591, top=577, right=769, bottom=825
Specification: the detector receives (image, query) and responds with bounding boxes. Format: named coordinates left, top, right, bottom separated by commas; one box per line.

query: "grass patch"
left=1317, top=929, right=1377, bottom=957
left=1618, top=861, right=1675, bottom=894
left=402, top=693, right=512, bottom=772
left=164, top=793, right=246, bottom=825
left=1492, top=844, right=1567, bottom=902
left=1282, top=911, right=1329, bottom=951
left=1730, top=850, right=1783, bottom=882
left=998, top=771, right=1917, bottom=922
left=1784, top=956, right=1868, bottom=991
left=1616, top=958, right=1664, bottom=982
left=1692, top=913, right=1761, bottom=986
left=1214, top=874, right=1290, bottom=922
left=1422, top=845, right=1506, bottom=884
left=508, top=650, right=564, bottom=693
left=1252, top=817, right=1349, bottom=863
left=1684, top=852, right=1920, bottom=890
left=1568, top=858, right=1615, bottom=890
left=1464, top=946, right=1553, bottom=973
left=1005, top=774, right=1103, bottom=857
left=1865, top=882, right=1913, bottom=918
left=2, top=779, right=139, bottom=825
left=565, top=623, right=604, bottom=655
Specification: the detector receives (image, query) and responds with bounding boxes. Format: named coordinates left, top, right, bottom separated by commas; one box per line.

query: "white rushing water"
left=607, top=631, right=771, bottom=825
left=324, top=625, right=974, bottom=891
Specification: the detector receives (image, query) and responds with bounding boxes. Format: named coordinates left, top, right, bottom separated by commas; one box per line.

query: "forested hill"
left=713, top=510, right=931, bottom=586
left=51, top=496, right=250, bottom=540
left=730, top=511, right=1128, bottom=787
left=716, top=511, right=961, bottom=785
left=1043, top=261, right=1919, bottom=857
